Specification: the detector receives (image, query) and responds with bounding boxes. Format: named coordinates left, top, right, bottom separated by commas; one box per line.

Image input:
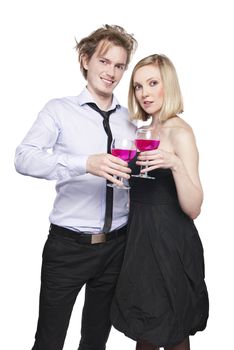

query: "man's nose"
left=106, top=65, right=115, bottom=77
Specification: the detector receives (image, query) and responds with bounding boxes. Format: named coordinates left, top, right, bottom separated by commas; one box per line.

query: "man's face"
left=83, top=41, right=127, bottom=99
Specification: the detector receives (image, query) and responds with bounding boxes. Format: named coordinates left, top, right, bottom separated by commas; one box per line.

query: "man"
left=15, top=24, right=137, bottom=350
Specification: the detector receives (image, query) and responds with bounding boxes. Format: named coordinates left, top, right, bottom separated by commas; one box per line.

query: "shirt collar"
left=77, top=87, right=121, bottom=111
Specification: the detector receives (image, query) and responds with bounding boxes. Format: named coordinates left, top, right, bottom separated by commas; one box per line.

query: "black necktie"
left=87, top=102, right=117, bottom=233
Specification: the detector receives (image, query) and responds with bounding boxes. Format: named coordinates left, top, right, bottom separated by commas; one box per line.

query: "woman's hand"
left=136, top=149, right=181, bottom=173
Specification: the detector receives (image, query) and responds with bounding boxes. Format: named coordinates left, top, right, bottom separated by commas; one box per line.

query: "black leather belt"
left=49, top=224, right=127, bottom=245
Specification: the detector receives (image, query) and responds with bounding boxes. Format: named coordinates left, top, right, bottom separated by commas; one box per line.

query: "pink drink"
left=112, top=149, right=137, bottom=162
left=135, top=139, right=160, bottom=151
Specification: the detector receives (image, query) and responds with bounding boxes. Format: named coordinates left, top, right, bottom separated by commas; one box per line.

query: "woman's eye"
left=100, top=59, right=107, bottom=64
left=150, top=80, right=158, bottom=86
left=134, top=85, right=141, bottom=91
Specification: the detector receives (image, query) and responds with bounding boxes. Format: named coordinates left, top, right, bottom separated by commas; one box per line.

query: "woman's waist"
left=130, top=182, right=179, bottom=205
left=130, top=196, right=179, bottom=206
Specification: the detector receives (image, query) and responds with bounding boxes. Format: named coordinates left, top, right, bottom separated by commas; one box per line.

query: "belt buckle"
left=91, top=233, right=106, bottom=244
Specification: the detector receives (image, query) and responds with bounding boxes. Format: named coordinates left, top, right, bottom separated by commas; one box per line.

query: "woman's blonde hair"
left=128, top=54, right=184, bottom=122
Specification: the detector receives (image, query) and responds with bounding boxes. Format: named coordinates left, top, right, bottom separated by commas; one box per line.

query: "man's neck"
left=86, top=86, right=113, bottom=111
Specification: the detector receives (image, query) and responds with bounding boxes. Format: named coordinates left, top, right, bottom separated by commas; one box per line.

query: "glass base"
left=107, top=183, right=130, bottom=190
left=107, top=175, right=130, bottom=189
left=131, top=174, right=155, bottom=179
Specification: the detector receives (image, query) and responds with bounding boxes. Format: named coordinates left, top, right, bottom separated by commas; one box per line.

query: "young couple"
left=15, top=24, right=208, bottom=350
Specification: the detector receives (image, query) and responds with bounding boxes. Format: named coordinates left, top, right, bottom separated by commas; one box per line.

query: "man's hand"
left=86, top=153, right=131, bottom=186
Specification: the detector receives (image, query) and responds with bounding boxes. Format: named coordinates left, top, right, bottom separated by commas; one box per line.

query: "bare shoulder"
left=164, top=117, right=196, bottom=145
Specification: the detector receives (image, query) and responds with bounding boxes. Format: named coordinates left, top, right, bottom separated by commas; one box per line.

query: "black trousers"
left=31, top=228, right=126, bottom=350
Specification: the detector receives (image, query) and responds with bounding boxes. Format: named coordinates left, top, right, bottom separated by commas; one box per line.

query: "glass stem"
left=141, top=165, right=148, bottom=177
left=119, top=176, right=124, bottom=185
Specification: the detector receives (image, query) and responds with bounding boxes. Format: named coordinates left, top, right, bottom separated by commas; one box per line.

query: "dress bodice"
left=129, top=159, right=179, bottom=206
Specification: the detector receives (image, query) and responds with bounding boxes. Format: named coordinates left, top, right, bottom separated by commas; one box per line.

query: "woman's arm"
left=170, top=127, right=203, bottom=219
left=137, top=125, right=203, bottom=219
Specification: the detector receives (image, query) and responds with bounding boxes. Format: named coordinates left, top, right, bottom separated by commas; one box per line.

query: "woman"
left=111, top=54, right=209, bottom=350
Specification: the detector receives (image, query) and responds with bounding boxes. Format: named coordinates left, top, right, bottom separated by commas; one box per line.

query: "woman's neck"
left=150, top=115, right=161, bottom=130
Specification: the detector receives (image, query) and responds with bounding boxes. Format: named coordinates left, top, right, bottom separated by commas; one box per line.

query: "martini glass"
left=132, top=128, right=160, bottom=179
left=107, top=138, right=136, bottom=189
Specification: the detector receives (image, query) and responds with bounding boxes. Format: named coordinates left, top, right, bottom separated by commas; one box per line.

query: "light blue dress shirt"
left=15, top=88, right=136, bottom=232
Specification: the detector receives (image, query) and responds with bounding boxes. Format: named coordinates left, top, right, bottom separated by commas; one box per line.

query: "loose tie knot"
left=87, top=102, right=117, bottom=153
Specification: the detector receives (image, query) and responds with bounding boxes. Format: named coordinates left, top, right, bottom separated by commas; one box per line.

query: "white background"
left=1, top=0, right=233, bottom=349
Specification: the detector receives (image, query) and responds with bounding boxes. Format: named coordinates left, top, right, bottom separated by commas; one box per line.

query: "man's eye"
left=116, top=65, right=124, bottom=70
left=100, top=59, right=107, bottom=64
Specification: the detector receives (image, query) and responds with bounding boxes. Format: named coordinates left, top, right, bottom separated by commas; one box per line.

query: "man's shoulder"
left=117, top=104, right=128, bottom=114
left=43, top=95, right=78, bottom=110
left=116, top=105, right=137, bottom=134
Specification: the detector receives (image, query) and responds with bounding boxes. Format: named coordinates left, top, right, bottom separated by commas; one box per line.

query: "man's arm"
left=15, top=108, right=87, bottom=180
left=15, top=106, right=131, bottom=184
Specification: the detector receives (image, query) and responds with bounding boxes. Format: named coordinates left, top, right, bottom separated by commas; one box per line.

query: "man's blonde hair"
left=128, top=54, right=183, bottom=122
left=75, top=24, right=137, bottom=79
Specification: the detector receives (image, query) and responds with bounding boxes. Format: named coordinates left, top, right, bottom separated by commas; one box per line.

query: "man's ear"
left=81, top=54, right=89, bottom=70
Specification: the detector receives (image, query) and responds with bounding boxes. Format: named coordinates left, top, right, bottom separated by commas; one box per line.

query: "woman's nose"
left=142, top=87, right=149, bottom=97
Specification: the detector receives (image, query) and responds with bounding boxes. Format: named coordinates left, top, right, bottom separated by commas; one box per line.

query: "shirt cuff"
left=65, top=154, right=88, bottom=176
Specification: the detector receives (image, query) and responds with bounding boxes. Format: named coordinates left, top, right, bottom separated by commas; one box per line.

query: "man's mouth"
left=101, top=77, right=114, bottom=86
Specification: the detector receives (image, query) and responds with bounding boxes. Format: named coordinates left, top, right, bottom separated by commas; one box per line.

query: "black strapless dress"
left=111, top=163, right=209, bottom=347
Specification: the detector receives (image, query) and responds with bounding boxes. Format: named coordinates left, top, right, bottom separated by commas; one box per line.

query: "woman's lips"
left=143, top=100, right=153, bottom=107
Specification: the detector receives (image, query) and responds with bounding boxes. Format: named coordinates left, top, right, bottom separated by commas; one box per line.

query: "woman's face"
left=133, top=64, right=164, bottom=118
